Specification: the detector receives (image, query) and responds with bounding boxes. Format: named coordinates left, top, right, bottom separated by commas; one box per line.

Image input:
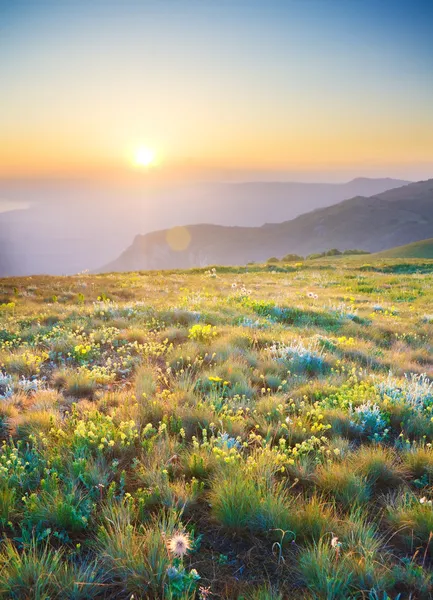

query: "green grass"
left=375, top=238, right=433, bottom=259
left=0, top=258, right=433, bottom=598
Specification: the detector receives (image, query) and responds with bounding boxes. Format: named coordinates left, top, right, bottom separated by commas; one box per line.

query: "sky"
left=1, top=0, right=433, bottom=182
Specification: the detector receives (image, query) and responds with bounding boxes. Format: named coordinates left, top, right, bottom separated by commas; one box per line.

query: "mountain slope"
left=0, top=176, right=408, bottom=276
left=375, top=238, right=433, bottom=259
left=99, top=179, right=433, bottom=272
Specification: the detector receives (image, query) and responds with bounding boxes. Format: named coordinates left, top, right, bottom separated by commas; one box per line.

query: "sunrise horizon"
left=2, top=0, right=433, bottom=184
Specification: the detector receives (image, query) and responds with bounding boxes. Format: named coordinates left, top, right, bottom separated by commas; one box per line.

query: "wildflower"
left=199, top=586, right=211, bottom=600
left=420, top=497, right=432, bottom=505
left=166, top=566, right=179, bottom=579
left=168, top=532, right=191, bottom=557
left=331, top=536, right=340, bottom=548
left=307, top=292, right=314, bottom=298
left=231, top=283, right=237, bottom=289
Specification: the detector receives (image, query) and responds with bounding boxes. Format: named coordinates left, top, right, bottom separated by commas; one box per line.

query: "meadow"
left=0, top=258, right=433, bottom=599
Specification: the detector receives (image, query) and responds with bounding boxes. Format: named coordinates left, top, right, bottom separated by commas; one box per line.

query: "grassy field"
left=375, top=239, right=433, bottom=259
left=0, top=259, right=433, bottom=599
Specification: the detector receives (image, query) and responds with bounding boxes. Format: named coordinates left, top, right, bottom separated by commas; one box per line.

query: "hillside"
left=375, top=238, right=433, bottom=258
left=99, top=178, right=433, bottom=272
left=1, top=260, right=433, bottom=598
left=0, top=176, right=408, bottom=276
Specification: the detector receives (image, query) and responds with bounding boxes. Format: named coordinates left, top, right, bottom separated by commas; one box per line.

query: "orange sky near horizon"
left=3, top=119, right=433, bottom=180
left=2, top=1, right=433, bottom=181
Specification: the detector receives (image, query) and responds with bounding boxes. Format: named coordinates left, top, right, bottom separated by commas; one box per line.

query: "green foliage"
left=96, top=507, right=198, bottom=598
left=298, top=539, right=353, bottom=599
left=210, top=468, right=293, bottom=533
left=187, top=323, right=217, bottom=342
left=0, top=539, right=102, bottom=599
left=0, top=259, right=432, bottom=597
left=22, top=483, right=93, bottom=539
left=376, top=238, right=433, bottom=259
left=315, top=462, right=370, bottom=508
left=307, top=248, right=370, bottom=260
left=387, top=492, right=433, bottom=555
left=281, top=253, right=303, bottom=262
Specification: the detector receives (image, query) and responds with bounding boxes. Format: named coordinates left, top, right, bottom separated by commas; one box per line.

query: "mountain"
left=0, top=177, right=409, bottom=276
left=375, top=238, right=433, bottom=259
left=99, top=179, right=433, bottom=272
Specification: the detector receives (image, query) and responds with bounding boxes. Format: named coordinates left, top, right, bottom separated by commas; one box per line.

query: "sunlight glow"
left=134, top=146, right=156, bottom=168
left=166, top=226, right=191, bottom=252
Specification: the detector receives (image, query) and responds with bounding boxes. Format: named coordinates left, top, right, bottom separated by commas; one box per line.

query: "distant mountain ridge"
left=0, top=176, right=409, bottom=275
left=99, top=179, right=433, bottom=272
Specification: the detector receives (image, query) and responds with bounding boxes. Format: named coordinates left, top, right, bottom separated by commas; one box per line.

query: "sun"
left=134, top=146, right=156, bottom=167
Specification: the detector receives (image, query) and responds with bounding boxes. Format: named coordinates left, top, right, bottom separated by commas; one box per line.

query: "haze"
left=1, top=0, right=432, bottom=275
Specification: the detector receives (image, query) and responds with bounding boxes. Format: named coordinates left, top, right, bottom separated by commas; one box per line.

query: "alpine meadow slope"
left=375, top=238, right=433, bottom=259
left=1, top=258, right=433, bottom=598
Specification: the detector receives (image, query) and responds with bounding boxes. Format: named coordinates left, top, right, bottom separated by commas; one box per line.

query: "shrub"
left=188, top=324, right=217, bottom=343
left=353, top=446, right=408, bottom=491
left=53, top=369, right=97, bottom=399
left=266, top=339, right=325, bottom=375
left=210, top=469, right=292, bottom=533
left=349, top=401, right=389, bottom=441
left=403, top=446, right=433, bottom=486
left=96, top=507, right=198, bottom=598
left=135, top=365, right=156, bottom=400
left=378, top=372, right=433, bottom=409
left=387, top=492, right=433, bottom=555
left=241, top=586, right=283, bottom=600
left=315, top=462, right=370, bottom=508
left=391, top=557, right=433, bottom=597
left=282, top=254, right=303, bottom=262
left=0, top=539, right=102, bottom=599
left=298, top=539, right=353, bottom=599
left=23, top=483, right=93, bottom=538
left=290, top=495, right=339, bottom=543
left=0, top=371, right=13, bottom=399
left=0, top=350, right=45, bottom=377
left=0, top=484, right=18, bottom=526
left=14, top=410, right=59, bottom=441
left=0, top=539, right=66, bottom=599
left=299, top=528, right=389, bottom=600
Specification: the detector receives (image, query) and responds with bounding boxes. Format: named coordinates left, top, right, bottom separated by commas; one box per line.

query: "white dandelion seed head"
left=168, top=532, right=191, bottom=557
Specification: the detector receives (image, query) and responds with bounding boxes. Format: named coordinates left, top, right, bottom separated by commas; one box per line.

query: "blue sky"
left=1, top=0, right=432, bottom=180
